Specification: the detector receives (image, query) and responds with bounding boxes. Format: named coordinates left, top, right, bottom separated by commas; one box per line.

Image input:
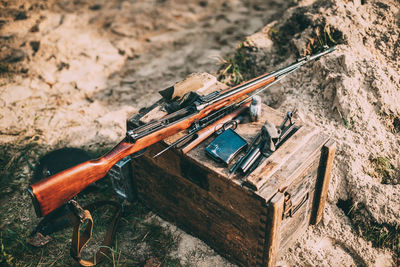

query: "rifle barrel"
left=197, top=46, right=336, bottom=110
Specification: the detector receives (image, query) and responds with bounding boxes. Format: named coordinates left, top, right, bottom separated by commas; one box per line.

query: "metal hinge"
left=282, top=189, right=309, bottom=219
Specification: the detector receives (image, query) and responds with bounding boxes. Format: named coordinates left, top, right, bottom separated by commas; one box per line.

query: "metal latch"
left=282, top=189, right=309, bottom=219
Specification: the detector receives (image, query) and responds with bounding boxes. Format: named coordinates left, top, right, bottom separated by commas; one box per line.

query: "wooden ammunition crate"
left=126, top=76, right=336, bottom=267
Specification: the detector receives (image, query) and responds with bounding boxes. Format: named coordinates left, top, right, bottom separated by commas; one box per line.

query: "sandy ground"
left=0, top=0, right=287, bottom=147
left=0, top=0, right=399, bottom=266
left=242, top=0, right=400, bottom=266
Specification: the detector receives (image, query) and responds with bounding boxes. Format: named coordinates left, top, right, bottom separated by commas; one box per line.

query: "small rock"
left=29, top=41, right=40, bottom=55
left=57, top=62, right=69, bottom=71
left=40, top=71, right=56, bottom=85
left=14, top=11, right=28, bottom=21
left=199, top=1, right=208, bottom=7
left=29, top=24, right=39, bottom=32
left=89, top=4, right=102, bottom=10
left=111, top=23, right=136, bottom=37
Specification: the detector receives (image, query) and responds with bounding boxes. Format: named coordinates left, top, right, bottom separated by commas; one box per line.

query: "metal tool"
left=229, top=109, right=298, bottom=180
left=249, top=96, right=262, bottom=122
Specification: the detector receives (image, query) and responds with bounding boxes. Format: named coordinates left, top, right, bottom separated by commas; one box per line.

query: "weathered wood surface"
left=246, top=125, right=319, bottom=191
left=279, top=158, right=319, bottom=251
left=140, top=73, right=223, bottom=124
left=258, top=132, right=329, bottom=200
left=311, top=139, right=336, bottom=225
left=263, top=192, right=284, bottom=267
left=143, top=143, right=266, bottom=224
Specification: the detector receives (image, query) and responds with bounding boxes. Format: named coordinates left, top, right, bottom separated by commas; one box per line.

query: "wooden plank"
left=174, top=72, right=218, bottom=97
left=279, top=200, right=311, bottom=252
left=310, top=139, right=336, bottom=225
left=263, top=192, right=284, bottom=267
left=275, top=133, right=328, bottom=191
left=246, top=125, right=319, bottom=191
left=141, top=72, right=224, bottom=127
left=257, top=132, right=327, bottom=201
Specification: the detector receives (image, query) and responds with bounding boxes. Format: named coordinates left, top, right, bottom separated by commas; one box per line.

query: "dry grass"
left=379, top=111, right=400, bottom=134
left=217, top=42, right=254, bottom=86
left=337, top=199, right=400, bottom=260
left=364, top=156, right=399, bottom=185
left=305, top=24, right=343, bottom=54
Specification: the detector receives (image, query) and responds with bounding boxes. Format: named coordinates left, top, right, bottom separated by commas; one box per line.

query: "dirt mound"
left=219, top=0, right=399, bottom=265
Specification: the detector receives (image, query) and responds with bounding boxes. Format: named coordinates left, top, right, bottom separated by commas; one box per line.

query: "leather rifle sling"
left=69, top=200, right=122, bottom=266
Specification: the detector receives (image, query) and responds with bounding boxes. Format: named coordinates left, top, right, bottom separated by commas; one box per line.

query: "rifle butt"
left=29, top=141, right=134, bottom=217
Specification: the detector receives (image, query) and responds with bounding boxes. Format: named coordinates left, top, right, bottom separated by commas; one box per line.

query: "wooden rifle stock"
left=29, top=141, right=134, bottom=217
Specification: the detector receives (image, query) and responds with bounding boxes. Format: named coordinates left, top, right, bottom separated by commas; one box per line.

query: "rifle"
left=28, top=46, right=335, bottom=217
